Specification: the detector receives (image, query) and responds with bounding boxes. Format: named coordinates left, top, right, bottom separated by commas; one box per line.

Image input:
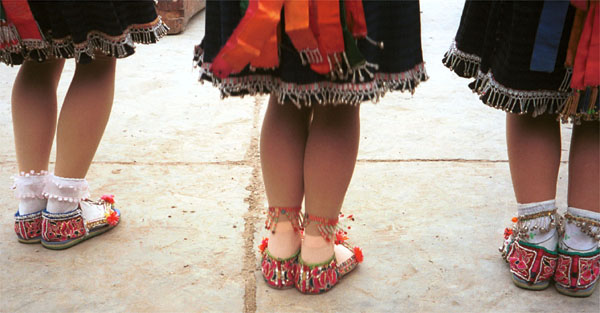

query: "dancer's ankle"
left=268, top=221, right=301, bottom=258
left=264, top=207, right=302, bottom=258
left=560, top=207, right=600, bottom=253
left=515, top=200, right=558, bottom=251
left=13, top=170, right=48, bottom=215
left=44, top=174, right=90, bottom=213
left=301, top=234, right=334, bottom=264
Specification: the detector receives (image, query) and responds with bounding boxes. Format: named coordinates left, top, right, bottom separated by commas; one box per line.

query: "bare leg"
left=560, top=121, right=599, bottom=254
left=302, top=104, right=360, bottom=263
left=12, top=59, right=65, bottom=173
left=567, top=121, right=599, bottom=213
left=260, top=96, right=310, bottom=258
left=54, top=55, right=116, bottom=178
left=261, top=97, right=311, bottom=208
left=506, top=113, right=561, bottom=203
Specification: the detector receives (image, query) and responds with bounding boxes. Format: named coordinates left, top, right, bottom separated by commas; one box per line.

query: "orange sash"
left=211, top=0, right=368, bottom=78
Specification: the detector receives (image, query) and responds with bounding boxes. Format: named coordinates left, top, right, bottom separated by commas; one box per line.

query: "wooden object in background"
left=156, top=0, right=205, bottom=35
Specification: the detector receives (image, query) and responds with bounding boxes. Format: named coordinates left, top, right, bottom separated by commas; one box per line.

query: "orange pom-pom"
left=511, top=217, right=518, bottom=223
left=101, top=194, right=115, bottom=204
left=258, top=237, right=269, bottom=253
left=503, top=227, right=513, bottom=239
left=353, top=246, right=363, bottom=263
left=105, top=210, right=119, bottom=226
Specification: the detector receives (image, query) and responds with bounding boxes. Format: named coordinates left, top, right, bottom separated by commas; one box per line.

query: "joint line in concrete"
left=241, top=96, right=264, bottom=313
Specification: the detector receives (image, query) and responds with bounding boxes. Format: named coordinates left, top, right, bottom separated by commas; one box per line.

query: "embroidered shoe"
left=14, top=210, right=43, bottom=243
left=260, top=207, right=303, bottom=289
left=295, top=213, right=363, bottom=294
left=336, top=242, right=363, bottom=276
left=504, top=240, right=558, bottom=290
left=295, top=254, right=340, bottom=294
left=553, top=212, right=600, bottom=297
left=500, top=209, right=559, bottom=290
left=12, top=170, right=48, bottom=244
left=41, top=195, right=120, bottom=250
left=295, top=242, right=363, bottom=294
left=260, top=238, right=299, bottom=289
left=553, top=248, right=600, bottom=297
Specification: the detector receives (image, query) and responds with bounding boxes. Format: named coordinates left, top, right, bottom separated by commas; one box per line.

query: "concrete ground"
left=0, top=1, right=598, bottom=312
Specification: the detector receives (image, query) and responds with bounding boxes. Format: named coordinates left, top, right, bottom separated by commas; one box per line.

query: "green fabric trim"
left=240, top=0, right=248, bottom=16
left=298, top=253, right=335, bottom=268
left=339, top=0, right=365, bottom=69
left=266, top=248, right=299, bottom=262
left=0, top=3, right=6, bottom=21
left=517, top=240, right=558, bottom=255
left=558, top=247, right=600, bottom=257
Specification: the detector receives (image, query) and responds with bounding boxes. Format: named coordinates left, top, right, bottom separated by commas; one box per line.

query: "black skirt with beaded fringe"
left=196, top=0, right=428, bottom=107
left=443, top=0, right=599, bottom=123
left=0, top=0, right=168, bottom=65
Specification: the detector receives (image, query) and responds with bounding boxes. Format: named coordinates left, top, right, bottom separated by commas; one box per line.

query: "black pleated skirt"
left=196, top=0, right=427, bottom=107
left=443, top=0, right=598, bottom=123
left=0, top=0, right=168, bottom=65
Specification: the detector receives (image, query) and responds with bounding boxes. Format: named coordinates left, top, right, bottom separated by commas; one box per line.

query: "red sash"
left=1, top=0, right=43, bottom=50
left=211, top=0, right=368, bottom=78
left=344, top=0, right=367, bottom=38
left=570, top=0, right=599, bottom=90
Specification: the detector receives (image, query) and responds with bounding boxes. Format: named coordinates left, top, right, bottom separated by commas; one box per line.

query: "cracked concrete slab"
left=0, top=163, right=249, bottom=312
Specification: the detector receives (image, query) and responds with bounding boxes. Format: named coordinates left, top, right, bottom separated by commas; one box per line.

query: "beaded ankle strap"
left=265, top=207, right=303, bottom=234
left=303, top=213, right=344, bottom=242
left=519, top=209, right=557, bottom=221
left=563, top=213, right=600, bottom=242
left=513, top=209, right=558, bottom=240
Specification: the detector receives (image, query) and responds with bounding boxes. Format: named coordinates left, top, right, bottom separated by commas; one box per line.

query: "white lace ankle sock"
left=560, top=207, right=600, bottom=253
left=301, top=234, right=334, bottom=264
left=517, top=200, right=558, bottom=251
left=13, top=171, right=48, bottom=215
left=44, top=174, right=90, bottom=213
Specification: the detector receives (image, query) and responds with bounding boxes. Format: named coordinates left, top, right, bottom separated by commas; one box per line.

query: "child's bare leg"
left=506, top=113, right=561, bottom=203
left=302, top=105, right=360, bottom=263
left=47, top=55, right=116, bottom=213
left=260, top=96, right=310, bottom=258
left=54, top=55, right=116, bottom=178
left=12, top=59, right=64, bottom=173
left=561, top=121, right=600, bottom=253
left=506, top=113, right=561, bottom=250
left=567, top=121, right=599, bottom=213
left=12, top=59, right=64, bottom=214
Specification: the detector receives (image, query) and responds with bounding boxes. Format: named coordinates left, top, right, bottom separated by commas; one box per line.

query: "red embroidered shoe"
left=552, top=211, right=600, bottom=297
left=260, top=240, right=299, bottom=289
left=14, top=211, right=43, bottom=243
left=260, top=207, right=302, bottom=289
left=41, top=195, right=120, bottom=250
left=504, top=240, right=558, bottom=290
left=500, top=209, right=559, bottom=290
left=295, top=254, right=340, bottom=294
left=553, top=249, right=600, bottom=297
left=12, top=170, right=48, bottom=244
left=337, top=243, right=363, bottom=276
left=295, top=242, right=362, bottom=294
left=294, top=213, right=363, bottom=294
